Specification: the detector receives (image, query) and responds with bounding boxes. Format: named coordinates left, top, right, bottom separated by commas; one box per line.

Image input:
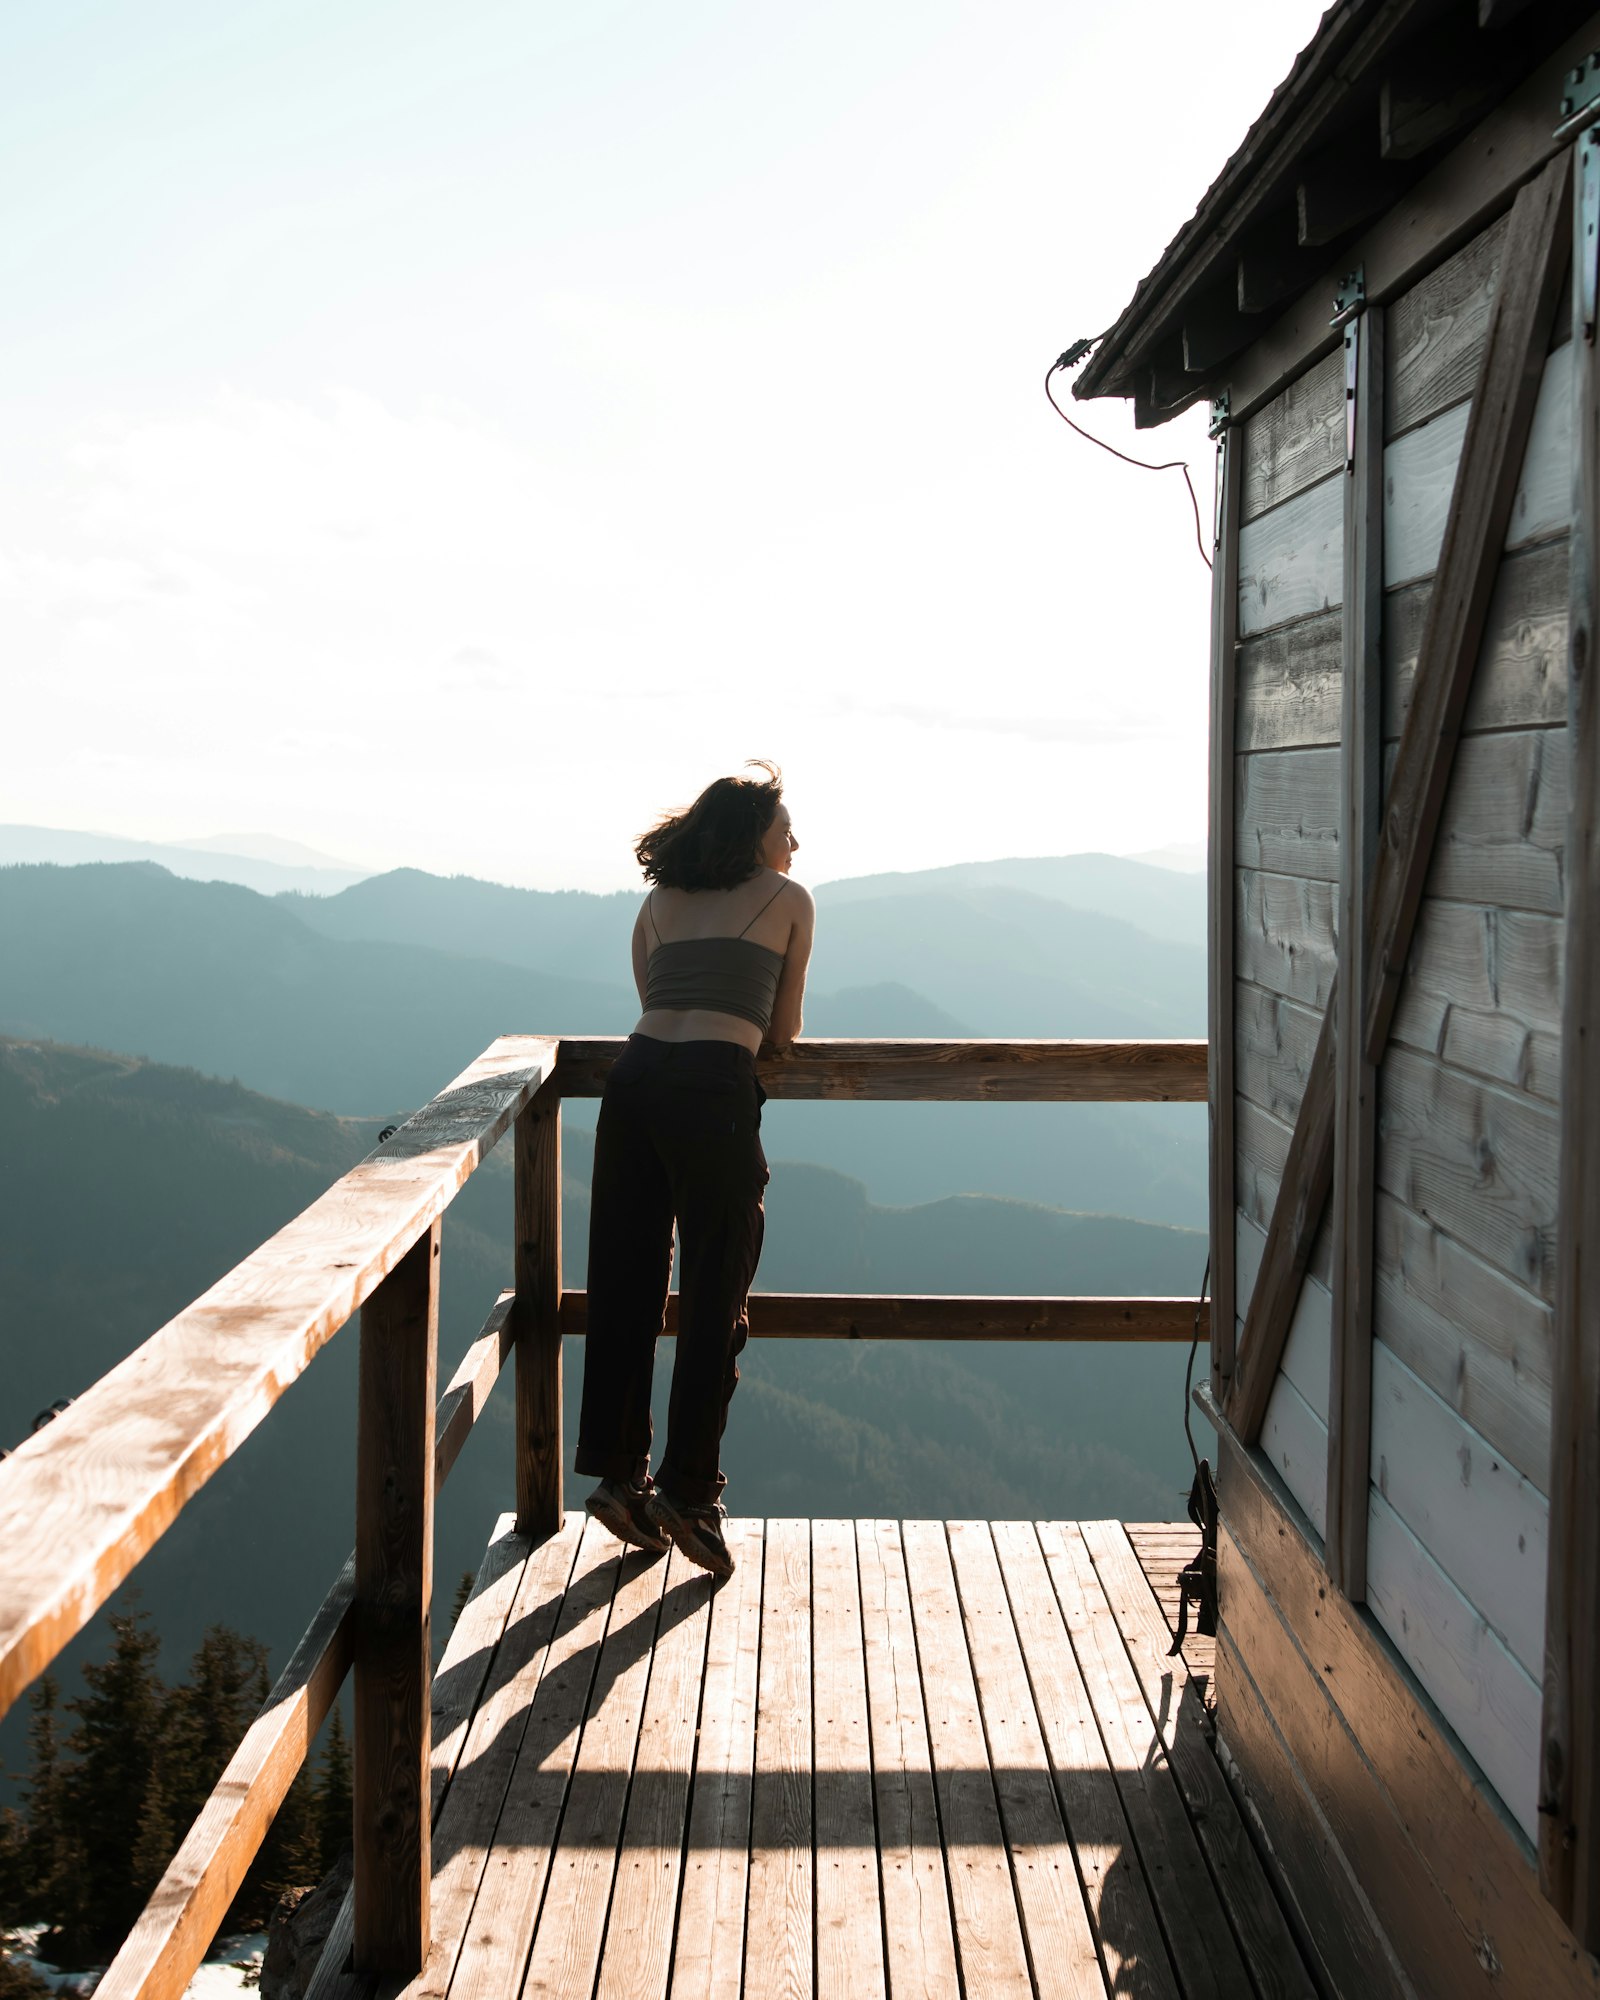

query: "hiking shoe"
left=585, top=1477, right=670, bottom=1553
left=644, top=1489, right=734, bottom=1578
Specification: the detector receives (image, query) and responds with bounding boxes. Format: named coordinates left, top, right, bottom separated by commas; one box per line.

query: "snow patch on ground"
left=2, top=1926, right=266, bottom=1995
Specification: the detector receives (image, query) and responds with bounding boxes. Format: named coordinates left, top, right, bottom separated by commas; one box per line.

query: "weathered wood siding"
left=1366, top=226, right=1570, bottom=1845
left=1222, top=199, right=1572, bottom=1879
left=1232, top=346, right=1344, bottom=1537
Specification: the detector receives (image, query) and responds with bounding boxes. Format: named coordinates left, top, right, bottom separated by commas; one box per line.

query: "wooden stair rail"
left=0, top=1032, right=558, bottom=1723
left=1224, top=151, right=1573, bottom=1445
left=91, top=1294, right=517, bottom=2000
left=0, top=1026, right=1206, bottom=1989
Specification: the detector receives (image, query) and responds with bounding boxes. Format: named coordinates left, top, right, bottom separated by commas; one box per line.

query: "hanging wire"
left=1044, top=361, right=1213, bottom=573
left=1182, top=1252, right=1212, bottom=1475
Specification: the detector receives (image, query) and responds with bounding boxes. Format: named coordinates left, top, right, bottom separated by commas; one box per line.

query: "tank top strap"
left=646, top=891, right=663, bottom=945
left=736, top=880, right=787, bottom=938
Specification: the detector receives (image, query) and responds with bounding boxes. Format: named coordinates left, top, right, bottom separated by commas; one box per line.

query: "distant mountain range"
left=0, top=823, right=1207, bottom=924
left=0, top=858, right=1206, bottom=1221
left=0, top=824, right=369, bottom=897
left=0, top=1036, right=1204, bottom=1793
left=816, top=852, right=1204, bottom=946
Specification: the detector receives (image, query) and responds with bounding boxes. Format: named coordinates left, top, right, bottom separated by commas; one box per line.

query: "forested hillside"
left=0, top=1033, right=1203, bottom=1793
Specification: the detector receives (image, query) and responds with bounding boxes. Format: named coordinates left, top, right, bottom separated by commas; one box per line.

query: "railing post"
left=352, top=1218, right=440, bottom=1974
left=515, top=1083, right=563, bottom=1538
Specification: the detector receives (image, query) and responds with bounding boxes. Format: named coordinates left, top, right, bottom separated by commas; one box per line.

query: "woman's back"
left=635, top=873, right=797, bottom=1049
left=644, top=874, right=795, bottom=956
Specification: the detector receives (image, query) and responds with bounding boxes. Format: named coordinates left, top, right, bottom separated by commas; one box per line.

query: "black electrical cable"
left=1044, top=362, right=1213, bottom=573
left=1182, top=1253, right=1211, bottom=1475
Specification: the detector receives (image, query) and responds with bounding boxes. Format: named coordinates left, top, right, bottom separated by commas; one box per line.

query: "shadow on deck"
left=306, top=1517, right=1314, bottom=2000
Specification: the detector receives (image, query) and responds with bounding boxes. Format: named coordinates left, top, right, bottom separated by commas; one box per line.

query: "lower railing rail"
left=0, top=1032, right=1207, bottom=1994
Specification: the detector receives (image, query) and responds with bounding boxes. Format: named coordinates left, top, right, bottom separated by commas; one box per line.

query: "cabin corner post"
left=515, top=1081, right=564, bottom=1539
left=1544, top=131, right=1600, bottom=1938
left=352, top=1216, right=440, bottom=1974
left=1208, top=420, right=1242, bottom=1395
left=1327, top=302, right=1385, bottom=1599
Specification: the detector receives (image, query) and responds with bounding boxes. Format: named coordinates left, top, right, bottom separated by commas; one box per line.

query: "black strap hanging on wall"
left=1170, top=1255, right=1217, bottom=1654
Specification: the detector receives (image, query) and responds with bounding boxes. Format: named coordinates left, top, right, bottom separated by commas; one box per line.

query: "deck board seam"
left=1084, top=1527, right=1251, bottom=1987
left=988, top=1521, right=1132, bottom=2000
left=1039, top=1521, right=1252, bottom=2000
left=465, top=1522, right=621, bottom=2000
left=850, top=1524, right=895, bottom=2000
left=896, top=1520, right=975, bottom=2000
left=655, top=1553, right=718, bottom=2000
left=1034, top=1522, right=1178, bottom=1983
left=1085, top=1521, right=1314, bottom=2000
left=426, top=1525, right=586, bottom=2000
left=585, top=1549, right=679, bottom=2000
left=943, top=1520, right=1074, bottom=1999
left=740, top=1523, right=768, bottom=1998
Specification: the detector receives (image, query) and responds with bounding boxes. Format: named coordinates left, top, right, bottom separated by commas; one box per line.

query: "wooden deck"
left=307, top=1516, right=1314, bottom=2000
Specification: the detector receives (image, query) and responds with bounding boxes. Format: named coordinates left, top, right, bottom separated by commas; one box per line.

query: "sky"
left=1, top=0, right=1330, bottom=892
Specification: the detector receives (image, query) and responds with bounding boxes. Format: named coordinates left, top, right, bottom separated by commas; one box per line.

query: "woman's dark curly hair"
left=636, top=760, right=783, bottom=890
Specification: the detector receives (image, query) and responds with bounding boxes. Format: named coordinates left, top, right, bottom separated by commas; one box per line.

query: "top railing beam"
left=0, top=1034, right=558, bottom=1724
left=555, top=1037, right=1209, bottom=1101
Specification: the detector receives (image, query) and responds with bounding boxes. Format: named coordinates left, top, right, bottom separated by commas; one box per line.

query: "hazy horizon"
left=3, top=1, right=1326, bottom=889
left=0, top=814, right=1208, bottom=892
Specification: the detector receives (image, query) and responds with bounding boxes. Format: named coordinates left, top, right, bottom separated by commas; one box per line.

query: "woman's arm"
left=762, top=883, right=816, bottom=1055
left=631, top=903, right=651, bottom=1007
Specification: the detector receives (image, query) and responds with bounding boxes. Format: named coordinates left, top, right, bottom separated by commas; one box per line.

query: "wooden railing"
left=0, top=1033, right=1206, bottom=1997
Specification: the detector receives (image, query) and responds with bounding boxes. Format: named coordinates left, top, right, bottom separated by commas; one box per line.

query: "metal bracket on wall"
left=1555, top=51, right=1600, bottom=145
left=1582, top=128, right=1600, bottom=343
left=1334, top=267, right=1366, bottom=470
left=1330, top=266, right=1366, bottom=332
left=1556, top=55, right=1600, bottom=341
left=1209, top=394, right=1231, bottom=550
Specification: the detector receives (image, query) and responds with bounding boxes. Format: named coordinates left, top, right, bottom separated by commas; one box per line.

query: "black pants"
left=575, top=1034, right=768, bottom=1507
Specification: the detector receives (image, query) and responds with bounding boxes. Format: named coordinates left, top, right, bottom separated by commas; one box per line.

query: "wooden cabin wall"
left=1214, top=197, right=1586, bottom=1997
left=1367, top=216, right=1571, bottom=1848
left=1232, top=341, right=1343, bottom=1539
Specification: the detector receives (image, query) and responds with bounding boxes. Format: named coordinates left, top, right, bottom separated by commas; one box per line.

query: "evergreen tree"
left=314, top=1705, right=352, bottom=1866
left=451, top=1570, right=475, bottom=1629
left=62, top=1603, right=165, bottom=1957
left=128, top=1746, right=175, bottom=1912
left=0, top=1803, right=25, bottom=1927
left=16, top=1678, right=68, bottom=1933
left=163, top=1626, right=270, bottom=1846
left=242, top=1759, right=321, bottom=1926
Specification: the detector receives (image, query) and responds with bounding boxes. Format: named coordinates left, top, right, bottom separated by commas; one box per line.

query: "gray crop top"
left=642, top=887, right=787, bottom=1031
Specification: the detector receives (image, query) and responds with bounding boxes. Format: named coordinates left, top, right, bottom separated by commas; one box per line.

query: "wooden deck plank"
left=593, top=1551, right=718, bottom=2000
left=444, top=1520, right=623, bottom=2000
left=745, top=1517, right=814, bottom=2000
left=405, top=1519, right=586, bottom=2000
left=988, top=1522, right=1181, bottom=2000
left=812, top=1519, right=887, bottom=2000
left=305, top=1514, right=546, bottom=2000
left=299, top=1518, right=1316, bottom=2000
left=1125, top=1529, right=1214, bottom=1678
left=670, top=1517, right=764, bottom=2000
left=944, top=1521, right=1108, bottom=1999
left=519, top=1542, right=670, bottom=2000
left=900, top=1519, right=1034, bottom=2000
left=1036, top=1522, right=1251, bottom=2000
left=1081, top=1521, right=1316, bottom=2000
left=857, top=1521, right=962, bottom=2000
